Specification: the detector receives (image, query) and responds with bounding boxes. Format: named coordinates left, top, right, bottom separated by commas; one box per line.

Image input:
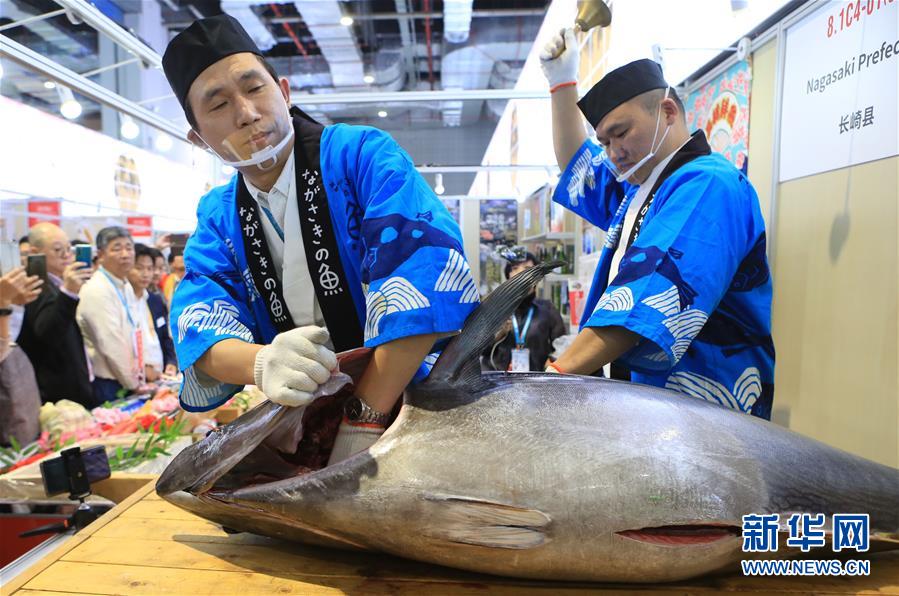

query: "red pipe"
left=423, top=0, right=435, bottom=89
left=270, top=3, right=308, bottom=57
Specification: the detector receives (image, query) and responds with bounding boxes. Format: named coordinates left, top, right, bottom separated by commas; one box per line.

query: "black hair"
left=96, top=226, right=133, bottom=251
left=70, top=239, right=89, bottom=246
left=18, top=235, right=29, bottom=246
left=504, top=252, right=538, bottom=279
left=168, top=247, right=184, bottom=264
left=184, top=54, right=281, bottom=131
left=148, top=247, right=164, bottom=261
left=134, top=243, right=154, bottom=263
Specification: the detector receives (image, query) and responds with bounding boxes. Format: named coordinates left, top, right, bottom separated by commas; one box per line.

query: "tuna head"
left=155, top=347, right=377, bottom=549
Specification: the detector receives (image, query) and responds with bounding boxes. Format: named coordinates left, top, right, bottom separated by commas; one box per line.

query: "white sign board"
left=779, top=0, right=898, bottom=182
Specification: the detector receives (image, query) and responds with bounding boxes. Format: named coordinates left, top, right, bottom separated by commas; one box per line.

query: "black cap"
left=162, top=14, right=263, bottom=112
left=577, top=59, right=668, bottom=129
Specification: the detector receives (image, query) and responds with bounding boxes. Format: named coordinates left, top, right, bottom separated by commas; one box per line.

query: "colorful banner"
left=684, top=60, right=752, bottom=173
left=28, top=200, right=61, bottom=227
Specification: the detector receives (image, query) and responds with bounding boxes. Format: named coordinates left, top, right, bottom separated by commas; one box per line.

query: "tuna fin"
left=419, top=494, right=551, bottom=549
left=426, top=261, right=563, bottom=389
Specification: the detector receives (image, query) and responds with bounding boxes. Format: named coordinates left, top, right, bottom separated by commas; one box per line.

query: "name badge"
left=510, top=348, right=530, bottom=372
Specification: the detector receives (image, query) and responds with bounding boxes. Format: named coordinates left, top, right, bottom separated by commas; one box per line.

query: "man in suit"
left=18, top=223, right=94, bottom=408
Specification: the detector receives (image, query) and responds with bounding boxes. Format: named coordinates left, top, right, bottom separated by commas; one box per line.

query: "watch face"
left=345, top=397, right=363, bottom=421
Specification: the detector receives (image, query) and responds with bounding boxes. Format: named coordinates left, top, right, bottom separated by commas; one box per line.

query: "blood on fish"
left=616, top=524, right=741, bottom=546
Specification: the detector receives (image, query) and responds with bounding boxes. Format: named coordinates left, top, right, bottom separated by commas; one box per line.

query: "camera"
left=40, top=446, right=110, bottom=499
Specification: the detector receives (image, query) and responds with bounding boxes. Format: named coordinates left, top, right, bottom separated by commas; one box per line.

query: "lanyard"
left=100, top=268, right=136, bottom=328
left=260, top=204, right=285, bottom=242
left=511, top=306, right=535, bottom=348
left=236, top=107, right=363, bottom=351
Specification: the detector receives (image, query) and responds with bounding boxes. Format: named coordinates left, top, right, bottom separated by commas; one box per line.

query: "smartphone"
left=26, top=254, right=48, bottom=283
left=74, top=244, right=92, bottom=267
left=0, top=242, right=20, bottom=274
left=40, top=446, right=111, bottom=497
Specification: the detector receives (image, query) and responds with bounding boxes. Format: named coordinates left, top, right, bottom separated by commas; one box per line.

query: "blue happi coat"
left=555, top=133, right=775, bottom=418
left=171, top=124, right=479, bottom=411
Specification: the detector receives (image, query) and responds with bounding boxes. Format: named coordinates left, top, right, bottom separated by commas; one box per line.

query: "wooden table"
left=4, top=481, right=898, bottom=595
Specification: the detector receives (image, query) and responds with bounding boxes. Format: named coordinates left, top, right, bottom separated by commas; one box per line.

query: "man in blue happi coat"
left=162, top=15, right=478, bottom=463
left=539, top=31, right=774, bottom=419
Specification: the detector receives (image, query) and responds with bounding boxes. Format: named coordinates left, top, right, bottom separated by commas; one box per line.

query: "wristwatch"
left=0, top=307, right=13, bottom=317
left=344, top=396, right=391, bottom=426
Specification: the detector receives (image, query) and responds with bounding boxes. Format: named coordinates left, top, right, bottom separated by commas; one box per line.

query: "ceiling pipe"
left=266, top=8, right=546, bottom=24
left=422, top=0, right=435, bottom=90
left=269, top=3, right=308, bottom=56
left=291, top=88, right=548, bottom=105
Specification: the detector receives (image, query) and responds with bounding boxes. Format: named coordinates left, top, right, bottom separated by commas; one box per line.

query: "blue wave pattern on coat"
left=170, top=124, right=478, bottom=411
left=554, top=136, right=775, bottom=419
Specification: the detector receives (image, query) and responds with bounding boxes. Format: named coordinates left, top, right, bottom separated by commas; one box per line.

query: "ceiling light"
left=60, top=100, right=82, bottom=119
left=44, top=80, right=57, bottom=89
left=120, top=115, right=140, bottom=140
left=363, top=74, right=375, bottom=84
left=154, top=134, right=173, bottom=152
left=0, top=60, right=4, bottom=81
left=339, top=15, right=354, bottom=27
left=377, top=110, right=387, bottom=118
left=57, top=86, right=82, bottom=120
left=434, top=173, right=445, bottom=195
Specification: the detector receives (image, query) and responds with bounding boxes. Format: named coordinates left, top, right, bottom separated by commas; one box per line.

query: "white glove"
left=539, top=28, right=580, bottom=89
left=254, top=326, right=338, bottom=407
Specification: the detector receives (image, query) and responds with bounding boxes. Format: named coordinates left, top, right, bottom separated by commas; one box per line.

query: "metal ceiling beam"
left=292, top=88, right=548, bottom=104
left=0, top=34, right=186, bottom=140
left=52, top=0, right=162, bottom=69
left=416, top=165, right=558, bottom=173
left=0, top=8, right=67, bottom=33
left=267, top=8, right=546, bottom=24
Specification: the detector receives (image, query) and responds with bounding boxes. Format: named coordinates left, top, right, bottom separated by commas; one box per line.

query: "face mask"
left=199, top=125, right=294, bottom=172
left=600, top=86, right=671, bottom=184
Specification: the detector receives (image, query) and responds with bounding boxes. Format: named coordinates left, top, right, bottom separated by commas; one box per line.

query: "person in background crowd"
left=18, top=223, right=94, bottom=408
left=18, top=235, right=30, bottom=267
left=77, top=227, right=141, bottom=405
left=130, top=244, right=177, bottom=379
left=150, top=247, right=168, bottom=293
left=162, top=250, right=184, bottom=306
left=0, top=267, right=42, bottom=446
left=482, top=252, right=567, bottom=372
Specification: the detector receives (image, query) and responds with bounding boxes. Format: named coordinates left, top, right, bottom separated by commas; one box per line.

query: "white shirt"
left=134, top=288, right=164, bottom=370
left=76, top=267, right=141, bottom=389
left=607, top=139, right=689, bottom=285
left=243, top=152, right=325, bottom=328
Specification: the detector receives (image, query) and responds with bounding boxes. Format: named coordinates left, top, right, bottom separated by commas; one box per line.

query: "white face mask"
left=199, top=125, right=295, bottom=172
left=600, top=86, right=672, bottom=184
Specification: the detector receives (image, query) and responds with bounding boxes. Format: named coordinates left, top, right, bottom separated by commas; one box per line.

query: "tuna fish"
left=157, top=262, right=899, bottom=583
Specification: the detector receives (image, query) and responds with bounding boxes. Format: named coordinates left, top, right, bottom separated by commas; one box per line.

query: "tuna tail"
left=425, top=261, right=563, bottom=390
